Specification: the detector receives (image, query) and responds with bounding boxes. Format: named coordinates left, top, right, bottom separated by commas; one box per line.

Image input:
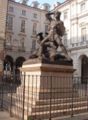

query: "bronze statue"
left=30, top=11, right=71, bottom=62
left=40, top=11, right=71, bottom=61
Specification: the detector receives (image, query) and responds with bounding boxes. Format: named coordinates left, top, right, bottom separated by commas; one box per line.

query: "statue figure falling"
left=30, top=11, right=71, bottom=62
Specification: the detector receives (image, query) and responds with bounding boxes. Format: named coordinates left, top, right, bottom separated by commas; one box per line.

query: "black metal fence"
left=0, top=75, right=88, bottom=120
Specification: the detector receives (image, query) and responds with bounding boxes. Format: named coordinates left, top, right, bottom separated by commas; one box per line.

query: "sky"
left=16, top=0, right=65, bottom=6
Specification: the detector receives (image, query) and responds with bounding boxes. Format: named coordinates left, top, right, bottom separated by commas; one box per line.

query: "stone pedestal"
left=18, top=59, right=75, bottom=119
left=21, top=61, right=74, bottom=98
left=11, top=59, right=76, bottom=120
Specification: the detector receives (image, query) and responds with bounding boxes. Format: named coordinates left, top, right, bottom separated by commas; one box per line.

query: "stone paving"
left=0, top=111, right=88, bottom=120
left=56, top=113, right=88, bottom=120
left=0, top=111, right=17, bottom=120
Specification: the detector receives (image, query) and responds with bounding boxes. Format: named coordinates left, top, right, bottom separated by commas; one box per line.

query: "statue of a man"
left=41, top=11, right=71, bottom=61
left=30, top=32, right=49, bottom=59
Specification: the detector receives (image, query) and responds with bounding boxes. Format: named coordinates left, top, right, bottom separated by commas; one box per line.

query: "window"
left=80, top=2, right=85, bottom=11
left=33, top=13, right=37, bottom=19
left=7, top=16, right=13, bottom=30
left=32, top=40, right=36, bottom=50
left=20, top=38, right=25, bottom=48
left=81, top=27, right=86, bottom=41
left=32, top=23, right=37, bottom=35
left=64, top=11, right=68, bottom=20
left=21, top=20, right=25, bottom=33
left=22, top=10, right=26, bottom=16
left=8, top=6, right=14, bottom=12
left=71, top=24, right=77, bottom=43
left=63, top=32, right=68, bottom=47
left=6, top=35, right=12, bottom=46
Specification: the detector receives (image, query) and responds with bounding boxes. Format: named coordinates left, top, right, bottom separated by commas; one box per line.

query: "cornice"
left=9, top=0, right=47, bottom=13
left=71, top=12, right=88, bottom=21
left=78, top=12, right=88, bottom=19
left=53, top=0, right=72, bottom=10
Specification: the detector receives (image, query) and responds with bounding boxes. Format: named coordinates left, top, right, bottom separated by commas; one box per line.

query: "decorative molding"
left=7, top=13, right=15, bottom=17
left=31, top=19, right=39, bottom=23
left=9, top=0, right=46, bottom=13
left=18, top=32, right=26, bottom=36
left=69, top=45, right=88, bottom=51
left=6, top=30, right=14, bottom=34
left=19, top=16, right=28, bottom=20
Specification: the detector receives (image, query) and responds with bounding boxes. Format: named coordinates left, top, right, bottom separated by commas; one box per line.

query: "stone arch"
left=78, top=54, right=88, bottom=83
left=14, top=56, right=26, bottom=84
left=15, top=56, right=25, bottom=68
left=4, top=55, right=14, bottom=71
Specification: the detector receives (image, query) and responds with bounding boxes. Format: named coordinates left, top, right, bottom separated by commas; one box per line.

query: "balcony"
left=5, top=44, right=12, bottom=50
left=69, top=40, right=88, bottom=50
left=5, top=44, right=25, bottom=52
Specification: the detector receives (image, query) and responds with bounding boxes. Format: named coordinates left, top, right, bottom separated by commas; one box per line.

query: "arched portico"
left=14, top=57, right=25, bottom=84
left=78, top=55, right=88, bottom=83
left=4, top=55, right=14, bottom=71
left=15, top=56, right=25, bottom=68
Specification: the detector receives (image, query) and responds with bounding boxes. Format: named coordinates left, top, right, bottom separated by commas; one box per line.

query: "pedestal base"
left=11, top=60, right=76, bottom=120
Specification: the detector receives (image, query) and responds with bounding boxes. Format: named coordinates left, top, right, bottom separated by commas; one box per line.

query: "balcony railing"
left=68, top=40, right=88, bottom=50
left=5, top=44, right=25, bottom=52
left=5, top=44, right=12, bottom=50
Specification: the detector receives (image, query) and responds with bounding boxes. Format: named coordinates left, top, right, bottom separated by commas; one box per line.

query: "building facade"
left=54, top=0, right=88, bottom=82
left=4, top=0, right=49, bottom=74
left=0, top=0, right=8, bottom=74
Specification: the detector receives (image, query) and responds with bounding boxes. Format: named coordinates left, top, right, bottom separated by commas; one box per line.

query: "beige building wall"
left=6, top=0, right=47, bottom=59
left=0, top=0, right=8, bottom=73
left=4, top=0, right=48, bottom=70
left=54, top=0, right=88, bottom=79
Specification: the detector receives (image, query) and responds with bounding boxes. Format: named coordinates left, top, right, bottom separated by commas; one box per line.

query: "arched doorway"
left=4, top=55, right=14, bottom=82
left=81, top=55, right=88, bottom=83
left=4, top=55, right=14, bottom=71
left=15, top=56, right=25, bottom=68
left=15, top=57, right=25, bottom=84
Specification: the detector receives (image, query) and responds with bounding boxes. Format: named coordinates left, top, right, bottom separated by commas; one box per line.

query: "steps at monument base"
left=9, top=95, right=87, bottom=109
left=2, top=88, right=88, bottom=120
left=35, top=97, right=87, bottom=105
left=32, top=101, right=87, bottom=112
left=30, top=106, right=88, bottom=119
left=15, top=86, right=78, bottom=99
left=10, top=96, right=88, bottom=120
left=4, top=85, right=87, bottom=120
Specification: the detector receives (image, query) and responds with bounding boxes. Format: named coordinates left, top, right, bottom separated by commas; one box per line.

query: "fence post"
left=10, top=82, right=13, bottom=117
left=49, top=76, right=52, bottom=120
left=86, top=77, right=88, bottom=110
left=27, top=75, right=29, bottom=119
left=0, top=76, right=4, bottom=111
left=71, top=77, right=74, bottom=117
left=22, top=73, right=25, bottom=120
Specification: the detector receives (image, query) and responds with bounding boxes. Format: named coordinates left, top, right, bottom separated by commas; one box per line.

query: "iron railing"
left=0, top=75, right=88, bottom=120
